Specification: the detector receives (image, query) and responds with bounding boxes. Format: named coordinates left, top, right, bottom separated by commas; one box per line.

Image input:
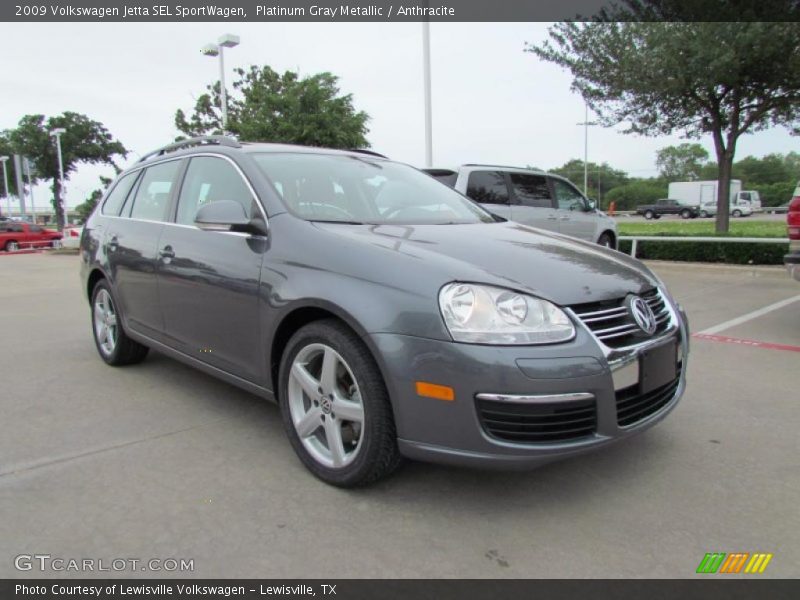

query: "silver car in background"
left=425, top=165, right=618, bottom=247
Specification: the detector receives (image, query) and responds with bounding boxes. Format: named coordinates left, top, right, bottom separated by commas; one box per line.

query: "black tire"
left=278, top=319, right=401, bottom=487
left=680, top=209, right=691, bottom=219
left=644, top=210, right=654, bottom=220
left=597, top=232, right=614, bottom=248
left=5, top=240, right=19, bottom=252
left=732, top=209, right=742, bottom=218
left=91, top=279, right=149, bottom=366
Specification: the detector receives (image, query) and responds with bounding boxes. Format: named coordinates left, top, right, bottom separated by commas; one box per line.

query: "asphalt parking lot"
left=0, top=253, right=798, bottom=579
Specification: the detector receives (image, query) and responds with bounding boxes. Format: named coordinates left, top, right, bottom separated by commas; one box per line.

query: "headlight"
left=438, top=283, right=575, bottom=345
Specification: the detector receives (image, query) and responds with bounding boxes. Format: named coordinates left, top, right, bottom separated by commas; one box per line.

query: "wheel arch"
left=598, top=229, right=617, bottom=248
left=86, top=268, right=109, bottom=302
left=267, top=300, right=389, bottom=401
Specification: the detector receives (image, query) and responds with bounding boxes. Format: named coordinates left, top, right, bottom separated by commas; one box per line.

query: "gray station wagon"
left=80, top=136, right=689, bottom=486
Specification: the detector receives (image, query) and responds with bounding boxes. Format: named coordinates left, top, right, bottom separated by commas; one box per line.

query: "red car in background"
left=0, top=221, right=63, bottom=252
left=785, top=181, right=800, bottom=281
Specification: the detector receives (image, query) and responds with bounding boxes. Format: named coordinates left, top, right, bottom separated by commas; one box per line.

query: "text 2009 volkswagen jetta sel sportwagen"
left=80, top=137, right=689, bottom=486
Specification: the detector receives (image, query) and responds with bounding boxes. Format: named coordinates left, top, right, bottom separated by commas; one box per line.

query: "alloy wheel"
left=287, top=343, right=365, bottom=469
left=93, top=289, right=118, bottom=356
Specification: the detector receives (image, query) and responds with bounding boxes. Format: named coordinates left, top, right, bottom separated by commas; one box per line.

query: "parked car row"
left=635, top=199, right=699, bottom=220
left=80, top=136, right=688, bottom=486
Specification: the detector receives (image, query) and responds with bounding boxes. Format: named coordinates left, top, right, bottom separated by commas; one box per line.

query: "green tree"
left=176, top=66, right=370, bottom=148
left=75, top=176, right=113, bottom=223
left=733, top=154, right=790, bottom=186
left=0, top=135, right=23, bottom=215
left=655, top=143, right=709, bottom=181
left=549, top=159, right=629, bottom=205
left=8, top=113, right=126, bottom=229
left=528, top=13, right=800, bottom=233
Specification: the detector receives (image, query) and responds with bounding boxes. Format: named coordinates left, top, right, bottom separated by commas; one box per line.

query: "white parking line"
left=698, top=294, right=800, bottom=335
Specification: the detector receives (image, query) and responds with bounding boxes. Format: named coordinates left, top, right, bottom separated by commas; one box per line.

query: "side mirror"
left=586, top=199, right=597, bottom=211
left=195, top=200, right=267, bottom=235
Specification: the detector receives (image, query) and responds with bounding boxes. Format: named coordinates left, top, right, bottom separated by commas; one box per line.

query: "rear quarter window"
left=102, top=171, right=140, bottom=216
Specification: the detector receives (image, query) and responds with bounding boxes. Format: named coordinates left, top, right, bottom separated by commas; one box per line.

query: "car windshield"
left=252, top=153, right=496, bottom=225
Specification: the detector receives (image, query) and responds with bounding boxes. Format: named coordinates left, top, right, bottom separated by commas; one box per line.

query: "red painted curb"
left=692, top=333, right=800, bottom=353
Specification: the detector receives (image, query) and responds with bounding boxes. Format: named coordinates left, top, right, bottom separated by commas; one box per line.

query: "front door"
left=156, top=155, right=267, bottom=383
left=551, top=178, right=597, bottom=242
left=464, top=170, right=513, bottom=221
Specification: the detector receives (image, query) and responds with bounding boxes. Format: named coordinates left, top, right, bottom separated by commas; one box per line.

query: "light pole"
left=201, top=34, right=240, bottom=132
left=50, top=127, right=67, bottom=230
left=24, top=158, right=36, bottom=224
left=422, top=21, right=433, bottom=167
left=0, top=156, right=9, bottom=217
left=577, top=102, right=597, bottom=196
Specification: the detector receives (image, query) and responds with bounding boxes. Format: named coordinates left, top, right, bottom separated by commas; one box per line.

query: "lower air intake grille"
left=616, top=376, right=680, bottom=427
left=476, top=397, right=596, bottom=443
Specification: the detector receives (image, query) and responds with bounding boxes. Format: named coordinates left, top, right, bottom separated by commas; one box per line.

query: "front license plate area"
left=639, top=340, right=677, bottom=394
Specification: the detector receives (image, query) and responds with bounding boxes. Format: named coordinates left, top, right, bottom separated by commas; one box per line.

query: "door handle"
left=547, top=214, right=558, bottom=221
left=559, top=215, right=571, bottom=221
left=107, top=236, right=119, bottom=252
left=159, top=246, right=175, bottom=261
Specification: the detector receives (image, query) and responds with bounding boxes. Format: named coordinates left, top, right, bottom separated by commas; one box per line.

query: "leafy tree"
left=75, top=176, right=113, bottom=223
left=528, top=12, right=800, bottom=232
left=549, top=159, right=629, bottom=204
left=176, top=66, right=370, bottom=148
left=655, top=143, right=709, bottom=181
left=8, top=113, right=126, bottom=229
left=733, top=154, right=790, bottom=186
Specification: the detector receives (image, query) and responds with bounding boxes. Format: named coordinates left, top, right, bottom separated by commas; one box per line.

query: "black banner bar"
left=3, top=579, right=800, bottom=600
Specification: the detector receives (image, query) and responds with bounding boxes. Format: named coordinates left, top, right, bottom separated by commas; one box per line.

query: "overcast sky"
left=1, top=22, right=797, bottom=209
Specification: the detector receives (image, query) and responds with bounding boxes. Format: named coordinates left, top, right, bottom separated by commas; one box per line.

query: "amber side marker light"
left=415, top=381, right=455, bottom=401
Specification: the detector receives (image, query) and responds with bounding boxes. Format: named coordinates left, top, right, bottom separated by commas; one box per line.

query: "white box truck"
left=667, top=180, right=761, bottom=217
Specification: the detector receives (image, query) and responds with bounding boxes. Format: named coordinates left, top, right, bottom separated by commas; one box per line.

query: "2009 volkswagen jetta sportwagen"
left=80, top=136, right=689, bottom=487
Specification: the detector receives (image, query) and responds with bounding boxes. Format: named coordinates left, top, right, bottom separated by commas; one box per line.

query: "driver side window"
left=176, top=157, right=254, bottom=226
left=552, top=179, right=587, bottom=211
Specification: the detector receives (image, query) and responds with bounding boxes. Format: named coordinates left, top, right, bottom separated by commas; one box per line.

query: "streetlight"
left=50, top=127, right=67, bottom=230
left=201, top=33, right=240, bottom=132
left=0, top=156, right=9, bottom=217
left=576, top=102, right=597, bottom=196
left=422, top=21, right=433, bottom=167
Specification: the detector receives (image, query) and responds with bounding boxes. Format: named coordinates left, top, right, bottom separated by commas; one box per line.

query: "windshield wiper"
left=309, top=219, right=366, bottom=225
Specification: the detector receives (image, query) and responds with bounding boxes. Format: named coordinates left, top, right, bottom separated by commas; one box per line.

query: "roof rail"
left=138, top=135, right=241, bottom=163
left=345, top=148, right=388, bottom=159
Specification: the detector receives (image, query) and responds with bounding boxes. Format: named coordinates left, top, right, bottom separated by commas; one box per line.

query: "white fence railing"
left=619, top=235, right=790, bottom=258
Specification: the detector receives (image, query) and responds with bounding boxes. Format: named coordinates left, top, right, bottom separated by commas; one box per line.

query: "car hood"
left=313, top=221, right=657, bottom=306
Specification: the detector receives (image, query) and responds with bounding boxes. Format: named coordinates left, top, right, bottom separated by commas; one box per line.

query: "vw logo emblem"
left=320, top=396, right=333, bottom=414
left=628, top=295, right=657, bottom=335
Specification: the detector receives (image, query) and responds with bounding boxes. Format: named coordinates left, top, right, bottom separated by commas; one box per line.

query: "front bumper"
left=369, top=299, right=689, bottom=469
left=785, top=241, right=800, bottom=282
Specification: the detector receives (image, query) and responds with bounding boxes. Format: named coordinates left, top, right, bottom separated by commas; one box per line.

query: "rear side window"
left=128, top=161, right=181, bottom=222
left=102, top=172, right=139, bottom=216
left=510, top=173, right=552, bottom=208
left=176, top=157, right=254, bottom=226
left=29, top=225, right=43, bottom=232
left=466, top=171, right=509, bottom=205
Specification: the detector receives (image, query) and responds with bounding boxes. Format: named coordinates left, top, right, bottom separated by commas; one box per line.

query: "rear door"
left=507, top=172, right=558, bottom=231
left=464, top=170, right=513, bottom=220
left=106, top=159, right=182, bottom=339
left=156, top=155, right=266, bottom=382
left=550, top=178, right=597, bottom=241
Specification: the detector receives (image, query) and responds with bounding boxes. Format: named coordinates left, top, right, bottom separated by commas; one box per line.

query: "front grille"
left=476, top=397, right=596, bottom=443
left=616, top=376, right=680, bottom=427
left=571, top=288, right=671, bottom=348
